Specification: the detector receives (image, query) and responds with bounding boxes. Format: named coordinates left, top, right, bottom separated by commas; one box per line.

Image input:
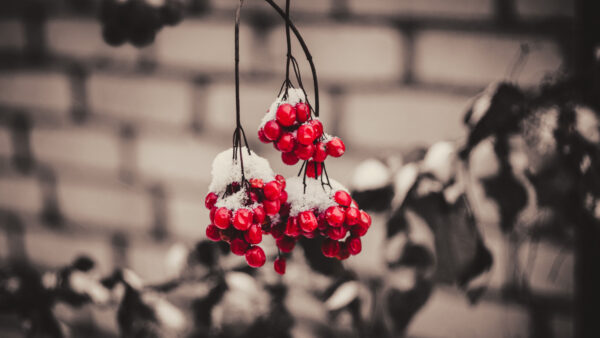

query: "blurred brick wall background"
left=0, top=0, right=575, bottom=336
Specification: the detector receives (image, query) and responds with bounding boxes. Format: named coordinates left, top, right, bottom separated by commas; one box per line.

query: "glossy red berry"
left=310, top=119, right=323, bottom=139
left=249, top=178, right=264, bottom=189
left=279, top=190, right=288, bottom=204
left=322, top=238, right=340, bottom=258
left=275, top=174, right=286, bottom=189
left=358, top=210, right=372, bottom=228
left=351, top=224, right=368, bottom=237
left=313, top=142, right=328, bottom=162
left=270, top=224, right=285, bottom=240
left=276, top=236, right=296, bottom=253
left=345, top=207, right=360, bottom=226
left=298, top=211, right=318, bottom=232
left=205, top=192, right=218, bottom=209
left=337, top=242, right=350, bottom=260
left=274, top=257, right=286, bottom=275
left=206, top=224, right=221, bottom=241
left=347, top=237, right=362, bottom=255
left=295, top=143, right=315, bottom=161
left=334, top=190, right=352, bottom=207
left=263, top=199, right=281, bottom=215
left=297, top=124, right=316, bottom=145
left=214, top=207, right=231, bottom=229
left=264, top=181, right=282, bottom=201
left=233, top=209, right=253, bottom=231
left=276, top=103, right=297, bottom=126
left=325, top=206, right=345, bottom=227
left=245, top=246, right=266, bottom=267
left=296, top=102, right=310, bottom=123
left=327, top=226, right=347, bottom=240
left=258, top=129, right=271, bottom=143
left=282, top=151, right=300, bottom=165
left=327, top=137, right=346, bottom=157
left=248, top=191, right=260, bottom=203
left=350, top=199, right=359, bottom=209
left=253, top=205, right=266, bottom=224
left=244, top=224, right=263, bottom=244
left=230, top=238, right=249, bottom=256
left=285, top=217, right=301, bottom=237
left=306, top=161, right=322, bottom=178
left=264, top=120, right=281, bottom=141
left=277, top=133, right=295, bottom=153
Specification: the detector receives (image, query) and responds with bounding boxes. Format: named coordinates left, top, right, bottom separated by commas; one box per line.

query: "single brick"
left=348, top=0, right=493, bottom=19
left=268, top=24, right=404, bottom=83
left=0, top=72, right=71, bottom=114
left=25, top=229, right=113, bottom=274
left=0, top=20, right=25, bottom=50
left=340, top=89, right=469, bottom=148
left=0, top=177, right=42, bottom=214
left=88, top=73, right=194, bottom=127
left=31, top=126, right=120, bottom=173
left=170, top=194, right=209, bottom=241
left=414, top=30, right=563, bottom=87
left=58, top=181, right=152, bottom=231
left=515, top=0, right=575, bottom=18
left=0, top=126, right=11, bottom=158
left=205, top=82, right=334, bottom=134
left=46, top=19, right=140, bottom=61
left=155, top=19, right=254, bottom=72
left=136, top=134, right=222, bottom=184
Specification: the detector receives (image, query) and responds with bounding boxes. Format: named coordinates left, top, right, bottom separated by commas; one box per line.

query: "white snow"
left=421, top=141, right=457, bottom=184
left=214, top=189, right=260, bottom=211
left=285, top=176, right=348, bottom=216
left=392, top=163, right=419, bottom=209
left=208, top=147, right=276, bottom=194
left=350, top=159, right=391, bottom=191
left=259, top=87, right=308, bottom=129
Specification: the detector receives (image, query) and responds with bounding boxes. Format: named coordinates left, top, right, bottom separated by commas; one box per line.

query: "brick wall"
left=0, top=0, right=575, bottom=336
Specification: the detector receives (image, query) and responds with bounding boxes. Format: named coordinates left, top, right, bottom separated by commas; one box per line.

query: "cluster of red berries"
left=258, top=100, right=346, bottom=173
left=205, top=175, right=288, bottom=270
left=100, top=0, right=184, bottom=47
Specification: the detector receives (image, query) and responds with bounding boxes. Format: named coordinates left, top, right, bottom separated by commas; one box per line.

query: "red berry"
left=337, top=242, right=350, bottom=260
left=347, top=237, right=362, bottom=255
left=276, top=236, right=296, bottom=253
left=345, top=207, right=360, bottom=226
left=327, top=137, right=346, bottom=157
left=285, top=217, right=301, bottom=237
left=297, top=124, right=316, bottom=145
left=258, top=129, right=271, bottom=143
left=277, top=133, right=295, bottom=153
left=334, top=191, right=352, bottom=207
left=274, top=257, right=286, bottom=275
left=264, top=120, right=281, bottom=141
left=325, top=206, right=345, bottom=227
left=270, top=224, right=285, bottom=240
left=295, top=143, right=315, bottom=161
left=205, top=192, right=218, bottom=209
left=296, top=102, right=310, bottom=123
left=264, top=181, right=282, bottom=201
left=250, top=178, right=264, bottom=189
left=358, top=210, right=371, bottom=228
left=276, top=103, right=296, bottom=127
left=214, top=207, right=231, bottom=229
left=206, top=224, right=221, bottom=241
left=351, top=225, right=368, bottom=237
left=233, top=209, right=253, bottom=231
left=321, top=238, right=340, bottom=258
left=327, top=226, right=347, bottom=240
left=310, top=119, right=323, bottom=138
left=245, top=246, right=266, bottom=267
left=230, top=238, right=249, bottom=256
left=244, top=224, right=263, bottom=244
left=253, top=205, right=266, bottom=224
left=263, top=199, right=281, bottom=215
left=298, top=211, right=318, bottom=232
left=306, top=161, right=322, bottom=178
left=275, top=174, right=286, bottom=189
left=279, top=190, right=288, bottom=204
left=350, top=199, right=359, bottom=209
left=282, top=151, right=300, bottom=165
left=313, top=142, right=328, bottom=162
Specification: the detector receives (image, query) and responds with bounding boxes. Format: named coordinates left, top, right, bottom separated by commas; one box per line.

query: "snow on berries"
left=205, top=147, right=287, bottom=269
left=258, top=88, right=346, bottom=166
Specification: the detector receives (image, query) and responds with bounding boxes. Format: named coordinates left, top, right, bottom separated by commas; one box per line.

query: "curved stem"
left=263, top=0, right=320, bottom=117
left=284, top=0, right=292, bottom=98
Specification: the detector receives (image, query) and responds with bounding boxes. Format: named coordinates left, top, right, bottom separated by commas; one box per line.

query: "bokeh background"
left=0, top=0, right=578, bottom=337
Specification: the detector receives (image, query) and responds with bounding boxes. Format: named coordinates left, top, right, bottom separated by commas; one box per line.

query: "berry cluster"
left=204, top=149, right=289, bottom=271
left=258, top=89, right=346, bottom=172
left=100, top=0, right=184, bottom=47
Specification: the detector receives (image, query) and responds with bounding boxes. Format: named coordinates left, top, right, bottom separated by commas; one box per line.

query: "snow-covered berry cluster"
left=204, top=148, right=288, bottom=269
left=257, top=88, right=346, bottom=170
